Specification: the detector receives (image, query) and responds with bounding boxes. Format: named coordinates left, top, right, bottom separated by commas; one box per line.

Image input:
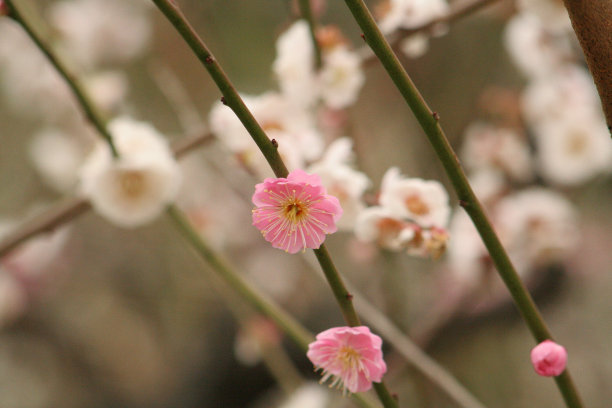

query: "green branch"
left=341, top=1, right=584, bottom=407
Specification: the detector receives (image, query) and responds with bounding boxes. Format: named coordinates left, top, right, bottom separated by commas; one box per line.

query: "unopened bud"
left=531, top=340, right=567, bottom=377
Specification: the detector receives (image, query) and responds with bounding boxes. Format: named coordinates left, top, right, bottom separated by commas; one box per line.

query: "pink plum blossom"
left=252, top=169, right=342, bottom=253
left=306, top=326, right=387, bottom=394
left=531, top=340, right=567, bottom=377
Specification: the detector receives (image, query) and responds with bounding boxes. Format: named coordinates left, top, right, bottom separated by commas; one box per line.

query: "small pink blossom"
left=252, top=169, right=342, bottom=253
left=306, top=326, right=387, bottom=394
left=531, top=340, right=567, bottom=377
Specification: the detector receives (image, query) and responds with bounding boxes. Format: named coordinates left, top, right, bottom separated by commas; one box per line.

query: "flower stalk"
left=340, top=0, right=584, bottom=407
left=3, top=0, right=119, bottom=157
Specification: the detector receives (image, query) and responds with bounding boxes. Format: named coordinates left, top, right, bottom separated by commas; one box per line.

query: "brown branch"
left=0, top=131, right=214, bottom=257
left=562, top=0, right=612, bottom=132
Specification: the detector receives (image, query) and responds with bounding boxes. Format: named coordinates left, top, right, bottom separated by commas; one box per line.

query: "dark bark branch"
left=562, top=0, right=612, bottom=132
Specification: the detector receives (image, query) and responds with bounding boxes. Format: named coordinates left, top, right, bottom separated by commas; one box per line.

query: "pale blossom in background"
left=531, top=340, right=567, bottom=377
left=521, top=65, right=602, bottom=126
left=460, top=122, right=533, bottom=182
left=273, top=20, right=317, bottom=107
left=532, top=111, right=612, bottom=186
left=209, top=92, right=324, bottom=177
left=0, top=272, right=28, bottom=327
left=29, top=128, right=89, bottom=193
left=504, top=13, right=573, bottom=79
left=79, top=117, right=182, bottom=228
left=306, top=326, right=386, bottom=394
left=319, top=46, right=365, bottom=109
left=48, top=0, right=152, bottom=69
left=494, top=188, right=579, bottom=269
left=251, top=169, right=342, bottom=254
left=83, top=70, right=129, bottom=114
left=379, top=168, right=450, bottom=228
left=308, top=138, right=370, bottom=230
left=279, top=383, right=330, bottom=408
left=0, top=217, right=70, bottom=294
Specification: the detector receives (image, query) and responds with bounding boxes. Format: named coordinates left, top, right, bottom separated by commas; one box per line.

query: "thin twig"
left=4, top=0, right=119, bottom=157
left=0, top=131, right=214, bottom=257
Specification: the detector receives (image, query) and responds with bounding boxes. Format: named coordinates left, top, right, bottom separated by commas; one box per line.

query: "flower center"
left=283, top=200, right=306, bottom=222
left=119, top=170, right=146, bottom=198
left=338, top=345, right=362, bottom=371
left=405, top=195, right=430, bottom=216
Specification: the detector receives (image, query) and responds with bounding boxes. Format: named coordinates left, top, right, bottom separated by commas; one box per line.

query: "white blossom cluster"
left=355, top=168, right=450, bottom=259
left=503, top=1, right=612, bottom=186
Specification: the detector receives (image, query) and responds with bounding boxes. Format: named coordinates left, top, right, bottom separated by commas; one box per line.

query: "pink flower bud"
left=530, top=340, right=567, bottom=377
left=0, top=1, right=8, bottom=16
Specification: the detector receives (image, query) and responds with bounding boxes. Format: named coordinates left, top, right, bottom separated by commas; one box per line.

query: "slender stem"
left=4, top=0, right=119, bottom=157
left=0, top=131, right=214, bottom=257
left=297, top=0, right=322, bottom=69
left=313, top=246, right=361, bottom=327
left=341, top=1, right=584, bottom=407
left=168, top=205, right=313, bottom=349
left=166, top=206, right=379, bottom=408
left=151, top=0, right=288, bottom=178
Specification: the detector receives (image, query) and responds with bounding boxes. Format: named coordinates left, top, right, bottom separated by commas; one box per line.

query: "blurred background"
left=0, top=0, right=611, bottom=407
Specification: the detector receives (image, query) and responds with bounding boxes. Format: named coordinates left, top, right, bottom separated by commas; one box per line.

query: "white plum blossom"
left=379, top=167, right=450, bottom=228
left=495, top=188, right=578, bottom=269
left=460, top=122, right=533, bottom=182
left=354, top=167, right=451, bottom=258
left=319, top=46, right=365, bottom=109
left=308, top=138, right=370, bottom=230
left=48, top=0, right=152, bottom=69
left=532, top=111, right=612, bottom=186
left=209, top=92, right=324, bottom=176
left=79, top=117, right=182, bottom=228
left=521, top=65, right=602, bottom=126
left=504, top=13, right=573, bottom=79
left=273, top=20, right=318, bottom=107
left=273, top=21, right=365, bottom=109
